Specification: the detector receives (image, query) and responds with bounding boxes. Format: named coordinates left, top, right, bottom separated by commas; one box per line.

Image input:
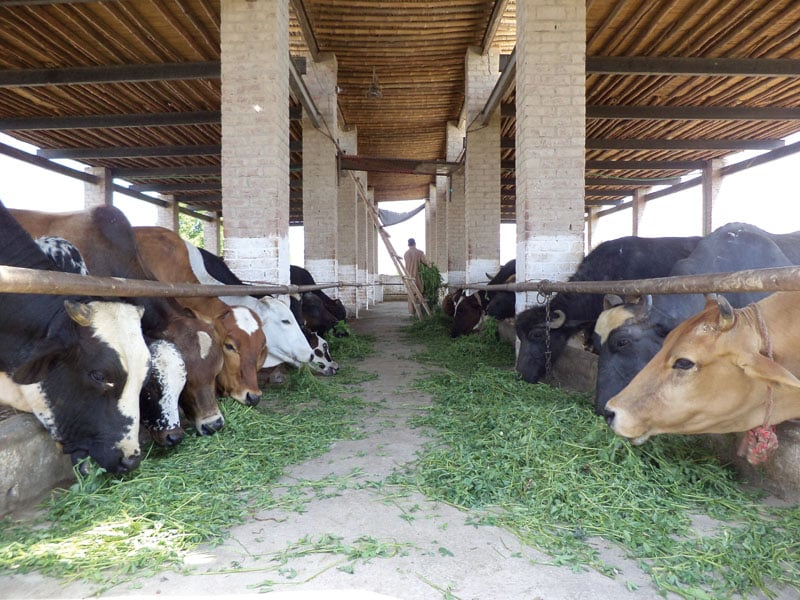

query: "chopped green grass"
left=400, top=320, right=800, bottom=599
left=0, top=345, right=370, bottom=591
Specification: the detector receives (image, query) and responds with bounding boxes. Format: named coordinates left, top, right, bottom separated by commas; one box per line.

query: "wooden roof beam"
left=585, top=159, right=705, bottom=170
left=588, top=106, right=800, bottom=120
left=113, top=165, right=221, bottom=179
left=39, top=141, right=300, bottom=159
left=0, top=62, right=220, bottom=88
left=586, top=56, right=800, bottom=77
left=0, top=111, right=220, bottom=130
left=481, top=0, right=510, bottom=52
left=585, top=138, right=785, bottom=151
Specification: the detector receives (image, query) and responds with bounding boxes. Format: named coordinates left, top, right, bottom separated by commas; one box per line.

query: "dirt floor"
left=0, top=301, right=791, bottom=600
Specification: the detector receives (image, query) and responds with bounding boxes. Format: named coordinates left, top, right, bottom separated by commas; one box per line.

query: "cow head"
left=514, top=305, right=570, bottom=383
left=300, top=292, right=340, bottom=337
left=256, top=297, right=317, bottom=369
left=304, top=329, right=338, bottom=376
left=213, top=305, right=266, bottom=406
left=450, top=290, right=486, bottom=338
left=140, top=339, right=186, bottom=447
left=604, top=294, right=800, bottom=442
left=162, top=314, right=225, bottom=436
left=9, top=300, right=150, bottom=475
left=592, top=294, right=673, bottom=414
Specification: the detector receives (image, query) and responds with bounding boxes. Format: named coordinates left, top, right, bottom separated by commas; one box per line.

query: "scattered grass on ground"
left=0, top=333, right=375, bottom=592
left=400, top=315, right=800, bottom=599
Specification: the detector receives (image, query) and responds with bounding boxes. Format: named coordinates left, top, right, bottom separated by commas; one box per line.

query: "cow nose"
left=602, top=409, right=615, bottom=427
left=118, top=454, right=142, bottom=473
left=199, top=417, right=225, bottom=436
left=164, top=429, right=185, bottom=447
left=245, top=392, right=261, bottom=407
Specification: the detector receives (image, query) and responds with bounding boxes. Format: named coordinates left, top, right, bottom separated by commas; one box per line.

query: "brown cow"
left=133, top=226, right=267, bottom=406
left=9, top=206, right=226, bottom=436
left=604, top=293, right=800, bottom=444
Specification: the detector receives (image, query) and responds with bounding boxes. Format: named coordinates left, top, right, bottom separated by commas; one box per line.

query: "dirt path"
left=4, top=301, right=685, bottom=599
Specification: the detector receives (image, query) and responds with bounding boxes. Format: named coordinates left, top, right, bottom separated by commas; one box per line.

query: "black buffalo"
left=515, top=235, right=701, bottom=384
left=594, top=223, right=796, bottom=414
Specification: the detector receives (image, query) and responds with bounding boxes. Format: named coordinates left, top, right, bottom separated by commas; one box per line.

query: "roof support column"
left=369, top=188, right=382, bottom=303
left=446, top=120, right=466, bottom=288
left=220, top=0, right=290, bottom=285
left=703, top=158, right=724, bottom=235
left=83, top=166, right=112, bottom=208
left=337, top=127, right=359, bottom=314
left=426, top=183, right=437, bottom=268
left=632, top=188, right=646, bottom=236
left=435, top=175, right=449, bottom=275
left=516, top=0, right=586, bottom=311
left=465, top=46, right=501, bottom=284
left=155, top=195, right=179, bottom=230
left=357, top=177, right=368, bottom=311
left=302, top=53, right=339, bottom=287
left=204, top=214, right=221, bottom=256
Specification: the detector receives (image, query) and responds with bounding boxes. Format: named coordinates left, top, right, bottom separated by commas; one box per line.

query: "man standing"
left=403, top=237, right=430, bottom=316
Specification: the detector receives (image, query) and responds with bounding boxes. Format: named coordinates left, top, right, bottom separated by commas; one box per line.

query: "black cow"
left=35, top=236, right=186, bottom=448
left=0, top=202, right=151, bottom=474
left=450, top=259, right=516, bottom=338
left=290, top=265, right=348, bottom=326
left=515, top=235, right=701, bottom=384
left=594, top=223, right=796, bottom=414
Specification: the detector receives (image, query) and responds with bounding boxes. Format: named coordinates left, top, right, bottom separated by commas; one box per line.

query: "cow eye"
left=613, top=337, right=630, bottom=351
left=673, top=358, right=695, bottom=370
left=89, top=370, right=106, bottom=384
left=224, top=342, right=236, bottom=352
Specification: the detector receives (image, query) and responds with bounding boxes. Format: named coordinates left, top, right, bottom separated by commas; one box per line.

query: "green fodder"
left=403, top=310, right=516, bottom=372
left=401, top=365, right=800, bottom=599
left=418, top=263, right=443, bottom=307
left=0, top=370, right=364, bottom=589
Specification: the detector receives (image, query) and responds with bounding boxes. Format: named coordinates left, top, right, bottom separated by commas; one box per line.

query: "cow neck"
left=737, top=302, right=779, bottom=465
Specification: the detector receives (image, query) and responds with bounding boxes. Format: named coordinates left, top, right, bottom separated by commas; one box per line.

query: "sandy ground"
left=1, top=301, right=792, bottom=600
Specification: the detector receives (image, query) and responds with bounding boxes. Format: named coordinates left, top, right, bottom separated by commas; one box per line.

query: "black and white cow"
left=594, top=223, right=797, bottom=414
left=450, top=260, right=517, bottom=338
left=35, top=236, right=186, bottom=448
left=290, top=265, right=348, bottom=332
left=0, top=203, right=151, bottom=474
left=515, top=235, right=702, bottom=384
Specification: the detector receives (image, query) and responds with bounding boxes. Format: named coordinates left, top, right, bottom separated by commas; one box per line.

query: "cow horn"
left=547, top=309, right=566, bottom=329
left=603, top=294, right=624, bottom=311
left=632, top=294, right=652, bottom=321
left=714, top=294, right=736, bottom=331
left=64, top=300, right=92, bottom=327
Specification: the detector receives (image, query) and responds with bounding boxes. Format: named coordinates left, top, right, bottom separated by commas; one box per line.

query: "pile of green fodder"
left=0, top=364, right=368, bottom=591
left=401, top=322, right=800, bottom=598
left=418, top=262, right=443, bottom=307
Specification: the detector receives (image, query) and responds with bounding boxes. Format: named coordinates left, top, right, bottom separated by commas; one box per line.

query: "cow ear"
left=186, top=307, right=215, bottom=326
left=740, top=353, right=800, bottom=391
left=547, top=309, right=566, bottom=329
left=64, top=300, right=93, bottom=327
left=632, top=295, right=652, bottom=320
left=603, top=294, right=624, bottom=311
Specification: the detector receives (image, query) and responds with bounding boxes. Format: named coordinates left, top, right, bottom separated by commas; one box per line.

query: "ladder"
left=353, top=175, right=431, bottom=318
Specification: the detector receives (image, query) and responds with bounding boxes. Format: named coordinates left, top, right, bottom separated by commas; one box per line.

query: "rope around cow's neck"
left=737, top=303, right=779, bottom=465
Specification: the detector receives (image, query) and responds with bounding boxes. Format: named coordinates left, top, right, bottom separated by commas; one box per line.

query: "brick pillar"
left=369, top=188, right=382, bottom=303
left=703, top=158, right=724, bottom=235
left=204, top=214, right=221, bottom=255
left=356, top=171, right=368, bottom=311
left=337, top=127, right=358, bottom=311
left=83, top=167, right=113, bottom=209
left=155, top=195, right=179, bottom=230
left=516, top=0, right=585, bottom=311
left=465, top=46, right=501, bottom=284
left=220, top=0, right=290, bottom=285
left=586, top=207, right=599, bottom=251
left=303, top=53, right=339, bottom=285
left=632, top=188, right=646, bottom=236
left=446, top=120, right=466, bottom=288
left=426, top=183, right=436, bottom=262
left=435, top=175, right=449, bottom=275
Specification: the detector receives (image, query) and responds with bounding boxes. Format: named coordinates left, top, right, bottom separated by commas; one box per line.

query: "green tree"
left=179, top=211, right=204, bottom=248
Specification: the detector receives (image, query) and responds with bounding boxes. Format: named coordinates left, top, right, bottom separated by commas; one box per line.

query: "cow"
left=10, top=207, right=226, bottom=436
left=188, top=244, right=339, bottom=376
left=593, top=223, right=796, bottom=413
left=132, top=227, right=267, bottom=406
left=35, top=236, right=186, bottom=448
left=0, top=202, right=151, bottom=474
left=290, top=265, right=348, bottom=324
left=604, top=292, right=800, bottom=444
left=515, top=235, right=702, bottom=384
left=450, top=259, right=517, bottom=338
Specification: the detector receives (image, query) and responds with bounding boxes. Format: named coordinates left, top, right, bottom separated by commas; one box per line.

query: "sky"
left=2, top=132, right=799, bottom=275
